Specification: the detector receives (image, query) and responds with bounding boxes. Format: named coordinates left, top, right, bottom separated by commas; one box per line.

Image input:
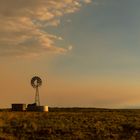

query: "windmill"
left=31, top=76, right=42, bottom=106
left=11, top=76, right=48, bottom=112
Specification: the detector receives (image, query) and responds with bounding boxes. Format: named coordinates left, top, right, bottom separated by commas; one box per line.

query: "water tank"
left=27, top=105, right=48, bottom=112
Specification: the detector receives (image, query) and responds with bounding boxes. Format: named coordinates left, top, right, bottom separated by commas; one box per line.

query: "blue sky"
left=50, top=0, right=140, bottom=78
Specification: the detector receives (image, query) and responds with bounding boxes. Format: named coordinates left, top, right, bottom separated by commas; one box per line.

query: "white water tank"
left=27, top=105, right=49, bottom=112
left=38, top=106, right=49, bottom=112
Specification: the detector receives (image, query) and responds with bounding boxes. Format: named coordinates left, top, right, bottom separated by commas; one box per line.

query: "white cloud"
left=84, top=0, right=92, bottom=4
left=0, top=0, right=91, bottom=57
left=68, top=45, right=73, bottom=51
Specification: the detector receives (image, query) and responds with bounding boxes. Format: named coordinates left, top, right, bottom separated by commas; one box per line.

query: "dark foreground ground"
left=0, top=108, right=140, bottom=140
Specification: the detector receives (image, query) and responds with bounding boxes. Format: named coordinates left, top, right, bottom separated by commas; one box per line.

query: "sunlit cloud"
left=84, top=0, right=92, bottom=4
left=68, top=45, right=73, bottom=51
left=0, top=0, right=91, bottom=57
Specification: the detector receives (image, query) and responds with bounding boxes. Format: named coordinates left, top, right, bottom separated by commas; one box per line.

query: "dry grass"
left=0, top=108, right=140, bottom=139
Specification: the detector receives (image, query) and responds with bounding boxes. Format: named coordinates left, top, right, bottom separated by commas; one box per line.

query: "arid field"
left=0, top=108, right=140, bottom=140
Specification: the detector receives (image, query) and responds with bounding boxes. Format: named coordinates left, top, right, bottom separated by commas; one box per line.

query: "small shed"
left=12, top=104, right=26, bottom=111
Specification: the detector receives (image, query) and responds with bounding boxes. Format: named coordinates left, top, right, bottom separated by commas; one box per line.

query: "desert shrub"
left=0, top=109, right=139, bottom=139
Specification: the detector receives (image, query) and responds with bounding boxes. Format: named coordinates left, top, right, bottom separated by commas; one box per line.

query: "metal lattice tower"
left=31, top=76, right=42, bottom=106
left=35, top=85, right=40, bottom=106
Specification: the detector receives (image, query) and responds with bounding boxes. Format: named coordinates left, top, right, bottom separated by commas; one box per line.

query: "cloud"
left=83, top=0, right=92, bottom=3
left=0, top=0, right=91, bottom=57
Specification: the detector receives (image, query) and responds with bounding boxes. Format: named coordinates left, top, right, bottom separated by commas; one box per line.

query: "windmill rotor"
left=31, top=76, right=42, bottom=88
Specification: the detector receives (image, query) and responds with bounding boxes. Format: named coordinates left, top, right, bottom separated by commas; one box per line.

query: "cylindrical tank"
left=27, top=105, right=49, bottom=112
left=37, top=106, right=48, bottom=112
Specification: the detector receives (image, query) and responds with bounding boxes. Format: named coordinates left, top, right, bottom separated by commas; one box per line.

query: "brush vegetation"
left=0, top=108, right=140, bottom=140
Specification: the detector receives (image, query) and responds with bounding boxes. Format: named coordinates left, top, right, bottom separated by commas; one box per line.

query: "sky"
left=0, top=0, right=140, bottom=108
